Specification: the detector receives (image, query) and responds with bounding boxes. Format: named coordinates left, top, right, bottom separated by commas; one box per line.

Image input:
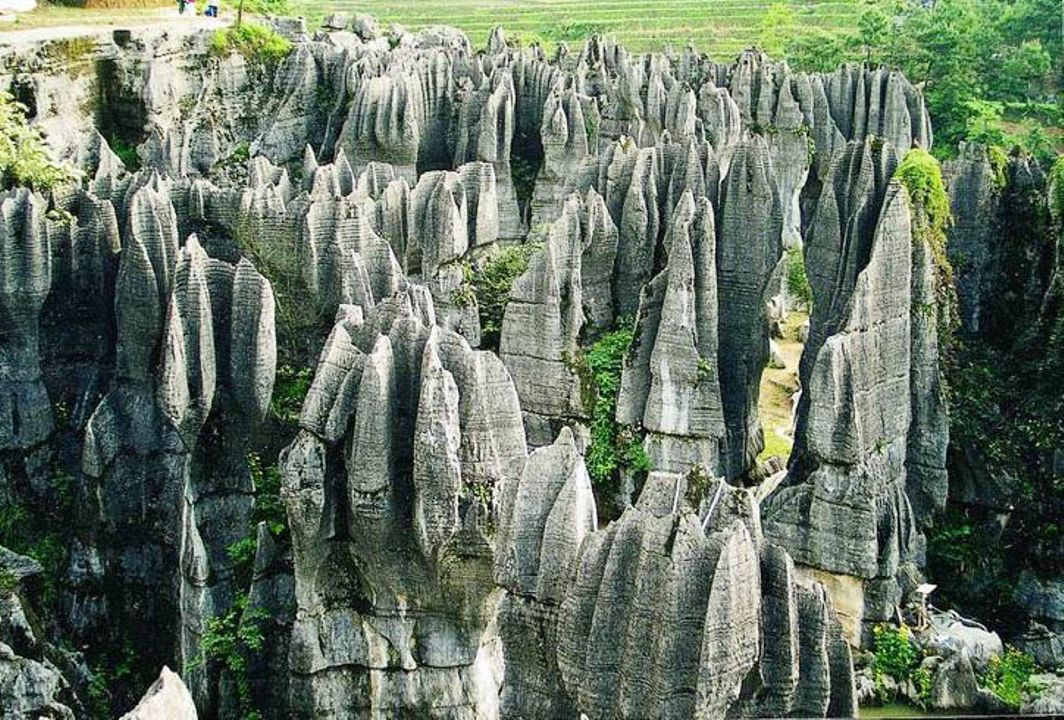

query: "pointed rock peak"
left=93, top=131, right=128, bottom=179
left=303, top=144, right=319, bottom=175
left=120, top=666, right=197, bottom=720
left=335, top=303, right=365, bottom=329
left=182, top=232, right=206, bottom=257
left=554, top=425, right=577, bottom=452
left=488, top=25, right=506, bottom=53
left=671, top=189, right=697, bottom=229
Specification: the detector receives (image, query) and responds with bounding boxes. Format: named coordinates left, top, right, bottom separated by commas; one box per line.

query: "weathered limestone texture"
left=499, top=191, right=619, bottom=445
left=120, top=666, right=198, bottom=720
left=616, top=190, right=726, bottom=475
left=0, top=15, right=947, bottom=718
left=764, top=138, right=937, bottom=640
left=495, top=445, right=857, bottom=718
left=281, top=293, right=525, bottom=717
left=0, top=548, right=81, bottom=719
left=716, top=136, right=784, bottom=478
left=944, top=143, right=1005, bottom=335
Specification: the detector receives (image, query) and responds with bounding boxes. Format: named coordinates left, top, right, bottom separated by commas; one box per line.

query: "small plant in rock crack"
left=191, top=593, right=270, bottom=720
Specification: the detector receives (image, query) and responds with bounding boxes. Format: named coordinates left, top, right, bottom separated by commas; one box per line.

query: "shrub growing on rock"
left=0, top=92, right=73, bottom=191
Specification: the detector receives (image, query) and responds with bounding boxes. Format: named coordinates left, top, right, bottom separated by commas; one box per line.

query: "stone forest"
left=0, top=7, right=1062, bottom=720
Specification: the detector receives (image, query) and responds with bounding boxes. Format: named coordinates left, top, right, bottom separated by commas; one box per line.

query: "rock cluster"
left=763, top=138, right=949, bottom=642
left=496, top=444, right=857, bottom=718
left=280, top=294, right=524, bottom=716
left=0, top=548, right=81, bottom=719
left=0, top=14, right=952, bottom=719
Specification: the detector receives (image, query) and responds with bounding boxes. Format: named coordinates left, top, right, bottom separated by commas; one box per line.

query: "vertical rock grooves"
left=0, top=17, right=946, bottom=719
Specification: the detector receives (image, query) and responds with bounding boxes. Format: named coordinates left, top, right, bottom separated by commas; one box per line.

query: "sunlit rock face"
left=281, top=292, right=524, bottom=717
left=0, top=15, right=944, bottom=719
left=496, top=453, right=856, bottom=719
left=761, top=137, right=949, bottom=643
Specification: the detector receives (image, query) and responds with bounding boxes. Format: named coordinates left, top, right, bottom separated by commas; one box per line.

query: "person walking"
left=178, top=0, right=186, bottom=15
left=205, top=0, right=219, bottom=18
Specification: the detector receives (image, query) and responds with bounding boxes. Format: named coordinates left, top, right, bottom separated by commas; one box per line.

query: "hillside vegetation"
left=293, top=0, right=866, bottom=57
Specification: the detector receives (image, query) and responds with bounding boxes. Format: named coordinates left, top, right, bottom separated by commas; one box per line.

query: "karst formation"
left=0, top=11, right=1061, bottom=720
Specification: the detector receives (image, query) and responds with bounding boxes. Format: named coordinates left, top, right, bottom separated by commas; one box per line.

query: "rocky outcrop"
left=496, top=449, right=857, bottom=719
left=716, top=136, right=784, bottom=478
left=0, top=189, right=53, bottom=454
left=763, top=139, right=934, bottom=640
left=0, top=17, right=955, bottom=720
left=499, top=191, right=618, bottom=444
left=617, top=191, right=725, bottom=475
left=944, top=144, right=1005, bottom=335
left=0, top=548, right=81, bottom=719
left=120, top=666, right=198, bottom=720
left=281, top=293, right=525, bottom=717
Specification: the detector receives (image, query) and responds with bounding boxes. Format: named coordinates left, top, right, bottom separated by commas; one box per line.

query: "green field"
left=292, top=0, right=864, bottom=58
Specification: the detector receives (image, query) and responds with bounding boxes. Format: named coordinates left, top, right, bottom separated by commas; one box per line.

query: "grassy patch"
left=189, top=592, right=269, bottom=720
left=210, top=22, right=293, bottom=66
left=757, top=311, right=805, bottom=464
left=871, top=623, right=931, bottom=708
left=983, top=647, right=1038, bottom=709
left=894, top=148, right=957, bottom=358
left=6, top=6, right=169, bottom=31
left=44, top=36, right=97, bottom=65
left=785, top=245, right=812, bottom=308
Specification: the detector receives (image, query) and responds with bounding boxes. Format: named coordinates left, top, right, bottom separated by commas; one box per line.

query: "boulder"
left=120, top=667, right=198, bottom=720
left=929, top=650, right=979, bottom=710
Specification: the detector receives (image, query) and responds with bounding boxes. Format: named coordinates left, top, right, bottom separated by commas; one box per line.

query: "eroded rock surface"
left=0, top=15, right=949, bottom=720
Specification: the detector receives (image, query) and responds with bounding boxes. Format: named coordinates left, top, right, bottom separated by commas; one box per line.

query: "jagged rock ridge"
left=0, top=16, right=951, bottom=719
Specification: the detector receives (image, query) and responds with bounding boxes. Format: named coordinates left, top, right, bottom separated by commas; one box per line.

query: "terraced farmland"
left=292, top=0, right=865, bottom=58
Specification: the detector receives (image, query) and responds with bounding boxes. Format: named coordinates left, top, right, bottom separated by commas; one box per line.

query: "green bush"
left=581, top=320, right=650, bottom=513
left=242, top=0, right=291, bottom=14
left=983, top=647, right=1037, bottom=708
left=872, top=623, right=922, bottom=704
left=986, top=145, right=1010, bottom=190
left=457, top=244, right=540, bottom=351
left=247, top=451, right=287, bottom=538
left=785, top=245, right=812, bottom=308
left=210, top=23, right=292, bottom=66
left=270, top=364, right=312, bottom=428
left=895, top=149, right=952, bottom=235
left=191, top=593, right=269, bottom=720
left=894, top=148, right=957, bottom=355
left=0, top=92, right=74, bottom=191
left=86, top=642, right=140, bottom=719
left=0, top=498, right=69, bottom=612
left=107, top=135, right=140, bottom=172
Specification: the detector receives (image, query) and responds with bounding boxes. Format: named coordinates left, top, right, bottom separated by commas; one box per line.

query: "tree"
left=857, top=5, right=891, bottom=64
left=759, top=2, right=796, bottom=57
left=995, top=40, right=1052, bottom=101
left=0, top=92, right=73, bottom=191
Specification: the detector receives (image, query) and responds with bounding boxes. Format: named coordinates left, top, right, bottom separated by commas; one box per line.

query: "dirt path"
left=0, top=9, right=229, bottom=45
